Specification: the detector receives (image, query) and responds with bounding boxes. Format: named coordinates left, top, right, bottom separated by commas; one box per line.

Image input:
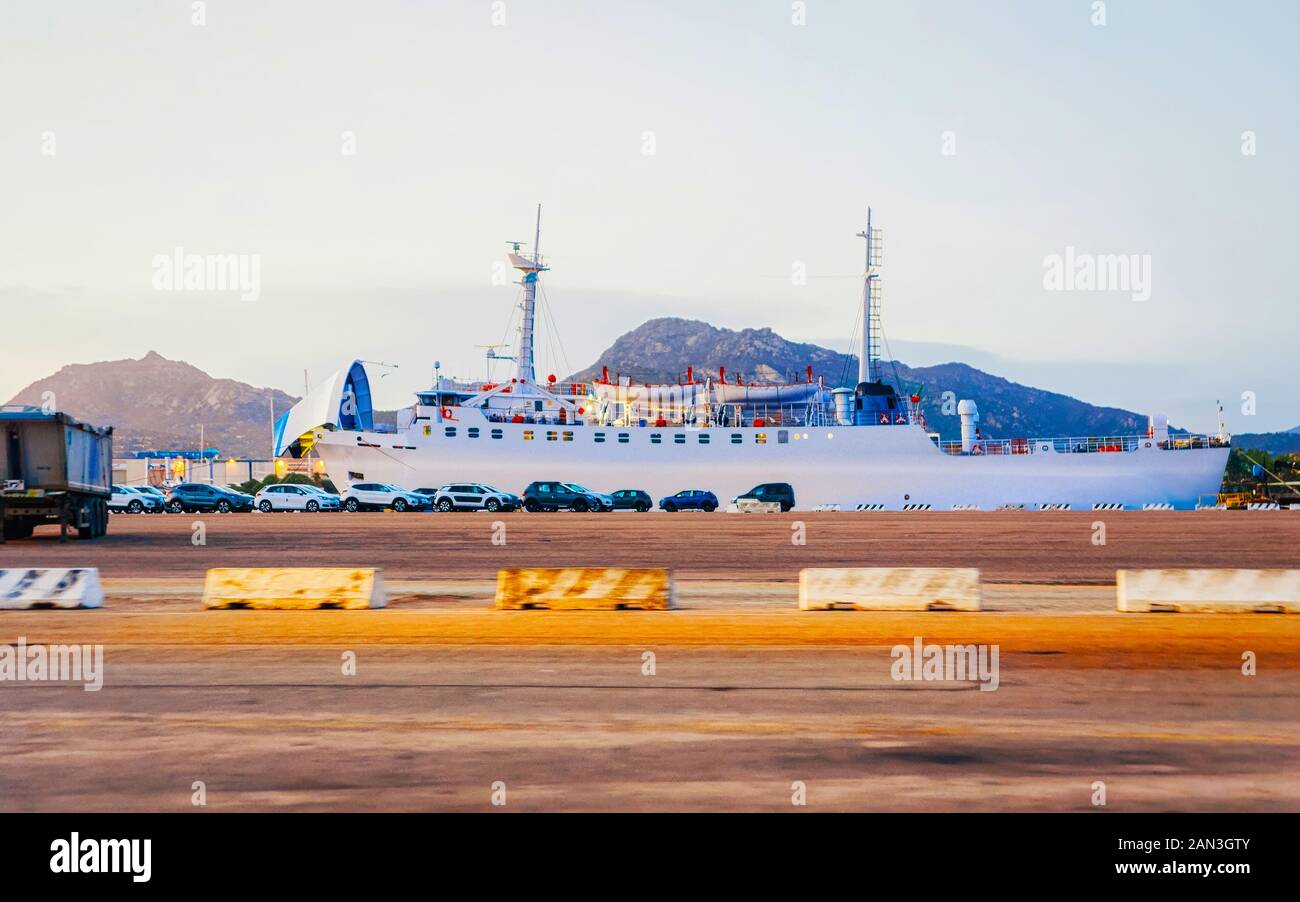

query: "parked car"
left=563, top=483, right=614, bottom=511
left=133, top=485, right=169, bottom=508
left=255, top=483, right=340, bottom=512
left=108, top=485, right=163, bottom=514
left=412, top=487, right=440, bottom=506
left=659, top=489, right=718, bottom=512
left=340, top=482, right=429, bottom=512
left=522, top=481, right=603, bottom=512
left=732, top=482, right=796, bottom=512
left=610, top=489, right=653, bottom=512
left=429, top=484, right=519, bottom=512
left=165, top=483, right=255, bottom=513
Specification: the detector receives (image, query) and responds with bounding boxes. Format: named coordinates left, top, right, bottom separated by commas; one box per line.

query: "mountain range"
left=572, top=318, right=1147, bottom=441
left=5, top=352, right=298, bottom=458
left=7, top=322, right=1297, bottom=456
left=570, top=318, right=1299, bottom=448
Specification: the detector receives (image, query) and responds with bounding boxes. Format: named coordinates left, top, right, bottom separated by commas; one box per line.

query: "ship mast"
left=506, top=204, right=547, bottom=384
left=855, top=208, right=882, bottom=384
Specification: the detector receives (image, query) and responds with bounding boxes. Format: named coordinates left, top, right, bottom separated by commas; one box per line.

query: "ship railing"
left=437, top=378, right=591, bottom=398
left=1048, top=435, right=1142, bottom=454
left=936, top=438, right=1031, bottom=456
left=935, top=433, right=1228, bottom=457
left=1158, top=434, right=1231, bottom=450
left=713, top=401, right=840, bottom=429
left=483, top=409, right=587, bottom=425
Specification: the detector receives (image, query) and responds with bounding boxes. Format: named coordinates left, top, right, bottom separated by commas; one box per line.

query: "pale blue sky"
left=1, top=1, right=1296, bottom=431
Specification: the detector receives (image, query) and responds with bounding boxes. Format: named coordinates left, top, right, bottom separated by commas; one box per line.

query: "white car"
left=108, top=485, right=164, bottom=514
left=255, top=483, right=340, bottom=512
left=132, top=485, right=169, bottom=509
left=429, top=484, right=520, bottom=512
left=340, top=482, right=430, bottom=513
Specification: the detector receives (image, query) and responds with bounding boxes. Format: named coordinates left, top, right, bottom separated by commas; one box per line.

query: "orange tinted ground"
left=3, top=609, right=1297, bottom=671
left=3, top=512, right=1298, bottom=812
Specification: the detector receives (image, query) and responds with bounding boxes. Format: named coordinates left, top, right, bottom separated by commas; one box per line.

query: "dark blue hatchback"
left=658, top=489, right=718, bottom=512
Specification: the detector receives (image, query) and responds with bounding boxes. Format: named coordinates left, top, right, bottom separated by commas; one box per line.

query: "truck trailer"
left=0, top=406, right=113, bottom=541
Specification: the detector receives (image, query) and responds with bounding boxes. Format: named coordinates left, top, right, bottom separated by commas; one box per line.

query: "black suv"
left=610, top=489, right=653, bottom=512
left=165, top=482, right=255, bottom=513
left=522, top=481, right=602, bottom=512
left=733, top=482, right=796, bottom=512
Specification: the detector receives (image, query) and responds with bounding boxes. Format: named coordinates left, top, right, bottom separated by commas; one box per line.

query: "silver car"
left=430, top=484, right=519, bottom=512
left=108, top=484, right=164, bottom=514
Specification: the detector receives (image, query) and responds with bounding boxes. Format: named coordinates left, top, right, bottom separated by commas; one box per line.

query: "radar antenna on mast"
left=506, top=204, right=547, bottom=383
left=476, top=342, right=514, bottom=380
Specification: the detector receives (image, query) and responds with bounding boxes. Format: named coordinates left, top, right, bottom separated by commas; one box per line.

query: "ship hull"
left=311, top=411, right=1228, bottom=511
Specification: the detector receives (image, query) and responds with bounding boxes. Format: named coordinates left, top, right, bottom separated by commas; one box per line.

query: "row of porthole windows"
left=430, top=426, right=822, bottom=445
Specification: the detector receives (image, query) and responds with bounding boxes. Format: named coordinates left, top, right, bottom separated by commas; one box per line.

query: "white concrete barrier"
left=496, top=567, right=675, bottom=610
left=1246, top=502, right=1281, bottom=511
left=811, top=503, right=842, bottom=512
left=951, top=504, right=981, bottom=511
left=1093, top=503, right=1125, bottom=510
left=1038, top=503, right=1071, bottom=510
left=732, top=499, right=782, bottom=513
left=855, top=503, right=886, bottom=512
left=799, top=567, right=982, bottom=612
left=1142, top=503, right=1174, bottom=511
left=901, top=503, right=933, bottom=511
left=203, top=568, right=386, bottom=610
left=0, top=568, right=104, bottom=609
left=1117, top=569, right=1300, bottom=614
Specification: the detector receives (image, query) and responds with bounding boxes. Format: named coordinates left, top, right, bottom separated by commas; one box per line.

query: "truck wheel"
left=3, top=520, right=34, bottom=540
left=77, top=503, right=96, bottom=540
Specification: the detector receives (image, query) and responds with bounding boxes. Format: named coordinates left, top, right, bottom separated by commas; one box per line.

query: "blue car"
left=164, top=482, right=256, bottom=513
left=658, top=489, right=718, bottom=512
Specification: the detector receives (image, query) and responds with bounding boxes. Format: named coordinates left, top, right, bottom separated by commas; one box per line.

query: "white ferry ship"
left=276, top=209, right=1230, bottom=511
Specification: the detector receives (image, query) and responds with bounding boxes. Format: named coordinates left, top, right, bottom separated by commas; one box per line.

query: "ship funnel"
left=1148, top=413, right=1169, bottom=445
left=958, top=400, right=980, bottom=453
left=832, top=387, right=855, bottom=426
